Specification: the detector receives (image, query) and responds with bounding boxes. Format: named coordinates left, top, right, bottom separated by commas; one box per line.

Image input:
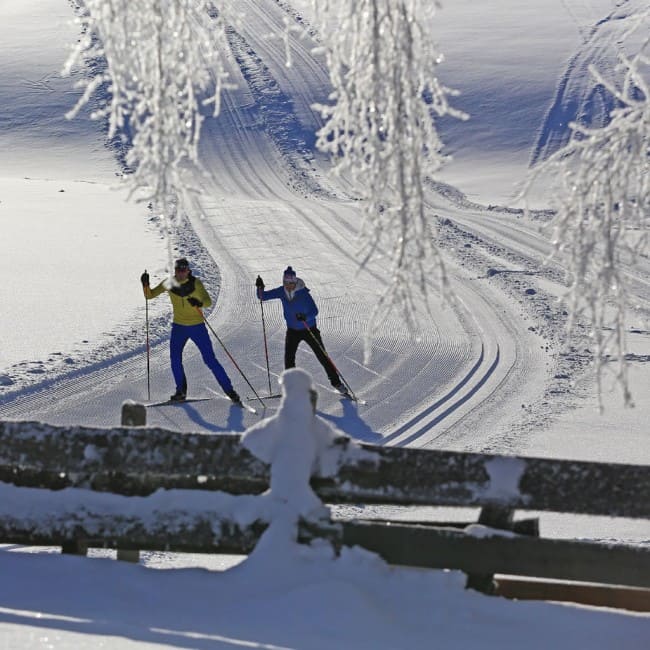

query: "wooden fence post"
left=117, top=548, right=140, bottom=563
left=61, top=539, right=88, bottom=557
left=466, top=505, right=515, bottom=594
left=119, top=401, right=145, bottom=563
left=121, top=401, right=146, bottom=426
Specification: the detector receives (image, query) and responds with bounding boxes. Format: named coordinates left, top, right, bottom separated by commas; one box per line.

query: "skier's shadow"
left=318, top=399, right=382, bottom=443
left=180, top=402, right=247, bottom=432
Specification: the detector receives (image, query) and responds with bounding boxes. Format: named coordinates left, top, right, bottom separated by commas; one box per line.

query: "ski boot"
left=334, top=383, right=351, bottom=398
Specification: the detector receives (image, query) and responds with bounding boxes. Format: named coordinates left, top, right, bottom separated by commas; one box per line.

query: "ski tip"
left=236, top=402, right=258, bottom=414
left=336, top=390, right=366, bottom=405
left=334, top=389, right=357, bottom=401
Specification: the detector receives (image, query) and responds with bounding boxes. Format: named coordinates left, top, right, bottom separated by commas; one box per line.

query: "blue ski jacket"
left=258, top=279, right=318, bottom=330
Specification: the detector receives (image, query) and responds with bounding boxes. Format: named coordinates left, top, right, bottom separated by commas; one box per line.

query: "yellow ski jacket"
left=144, top=275, right=212, bottom=326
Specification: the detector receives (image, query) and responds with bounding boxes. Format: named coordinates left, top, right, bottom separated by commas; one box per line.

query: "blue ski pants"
left=170, top=322, right=233, bottom=394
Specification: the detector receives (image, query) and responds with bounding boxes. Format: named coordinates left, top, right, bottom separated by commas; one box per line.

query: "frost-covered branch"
left=526, top=10, right=650, bottom=407
left=311, top=0, right=467, bottom=359
left=63, top=0, right=237, bottom=268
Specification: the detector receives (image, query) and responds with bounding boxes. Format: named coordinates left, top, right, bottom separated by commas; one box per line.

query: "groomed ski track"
left=0, top=1, right=573, bottom=454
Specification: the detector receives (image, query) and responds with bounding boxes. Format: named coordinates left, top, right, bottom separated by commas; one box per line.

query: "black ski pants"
left=285, top=326, right=340, bottom=386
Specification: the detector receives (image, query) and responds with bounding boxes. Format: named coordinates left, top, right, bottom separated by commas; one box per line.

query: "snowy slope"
left=0, top=0, right=169, bottom=372
left=1, top=0, right=649, bottom=464
left=532, top=0, right=649, bottom=164
left=0, top=0, right=547, bottom=450
left=1, top=2, right=650, bottom=648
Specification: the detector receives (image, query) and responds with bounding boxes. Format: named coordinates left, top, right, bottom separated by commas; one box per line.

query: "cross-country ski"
left=145, top=397, right=213, bottom=408
left=208, top=391, right=259, bottom=414
left=247, top=394, right=282, bottom=401
left=324, top=385, right=367, bottom=405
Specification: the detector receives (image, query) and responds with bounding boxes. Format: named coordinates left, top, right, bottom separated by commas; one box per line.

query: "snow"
left=0, top=0, right=649, bottom=648
left=482, top=457, right=526, bottom=501
left=0, top=178, right=167, bottom=369
left=242, top=368, right=351, bottom=516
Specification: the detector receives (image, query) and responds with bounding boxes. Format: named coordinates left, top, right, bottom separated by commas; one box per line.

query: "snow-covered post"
left=241, top=368, right=349, bottom=551
left=242, top=369, right=344, bottom=516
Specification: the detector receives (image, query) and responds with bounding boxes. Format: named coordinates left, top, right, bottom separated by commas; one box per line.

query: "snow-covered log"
left=338, top=520, right=650, bottom=590
left=1, top=421, right=648, bottom=518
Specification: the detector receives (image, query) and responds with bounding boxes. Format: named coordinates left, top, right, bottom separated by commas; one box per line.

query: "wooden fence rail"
left=1, top=419, right=649, bottom=609
left=2, top=420, right=648, bottom=516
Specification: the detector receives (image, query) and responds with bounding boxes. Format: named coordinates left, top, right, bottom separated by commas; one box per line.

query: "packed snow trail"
left=0, top=0, right=571, bottom=451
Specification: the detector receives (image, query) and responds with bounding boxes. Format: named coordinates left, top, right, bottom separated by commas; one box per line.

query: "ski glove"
left=140, top=272, right=150, bottom=286
left=296, top=313, right=306, bottom=321
left=187, top=297, right=203, bottom=307
left=255, top=275, right=265, bottom=290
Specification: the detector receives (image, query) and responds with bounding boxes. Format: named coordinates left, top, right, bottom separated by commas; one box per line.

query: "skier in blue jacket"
left=256, top=266, right=346, bottom=393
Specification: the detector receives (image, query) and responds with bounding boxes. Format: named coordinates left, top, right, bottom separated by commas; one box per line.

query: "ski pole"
left=300, top=321, right=358, bottom=402
left=144, top=269, right=151, bottom=401
left=195, top=307, right=266, bottom=409
left=259, top=296, right=272, bottom=396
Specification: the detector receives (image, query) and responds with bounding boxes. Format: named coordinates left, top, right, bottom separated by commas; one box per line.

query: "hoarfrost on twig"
left=311, top=0, right=467, bottom=360
left=526, top=8, right=650, bottom=407
left=63, top=0, right=238, bottom=271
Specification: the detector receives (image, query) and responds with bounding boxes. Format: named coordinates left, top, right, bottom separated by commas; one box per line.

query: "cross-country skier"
left=255, top=266, right=347, bottom=394
left=140, top=257, right=241, bottom=404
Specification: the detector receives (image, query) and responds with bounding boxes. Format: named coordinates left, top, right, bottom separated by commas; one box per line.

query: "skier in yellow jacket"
left=140, top=257, right=241, bottom=403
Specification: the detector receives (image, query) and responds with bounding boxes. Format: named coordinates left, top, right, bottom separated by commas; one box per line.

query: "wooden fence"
left=1, top=411, right=649, bottom=612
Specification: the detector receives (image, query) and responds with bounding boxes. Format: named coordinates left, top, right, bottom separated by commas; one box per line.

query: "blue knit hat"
left=283, top=266, right=297, bottom=282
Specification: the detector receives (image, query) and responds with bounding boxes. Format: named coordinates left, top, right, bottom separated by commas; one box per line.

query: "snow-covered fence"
left=0, top=369, right=648, bottom=609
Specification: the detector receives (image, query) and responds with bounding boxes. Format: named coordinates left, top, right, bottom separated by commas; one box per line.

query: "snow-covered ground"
left=0, top=1, right=648, bottom=648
